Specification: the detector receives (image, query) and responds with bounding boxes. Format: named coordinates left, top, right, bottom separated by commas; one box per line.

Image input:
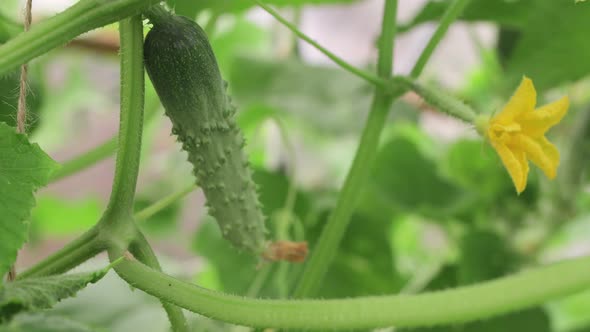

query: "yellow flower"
left=479, top=76, right=569, bottom=194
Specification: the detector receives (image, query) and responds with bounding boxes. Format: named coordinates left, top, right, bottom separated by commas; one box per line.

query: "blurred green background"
left=2, top=0, right=590, bottom=331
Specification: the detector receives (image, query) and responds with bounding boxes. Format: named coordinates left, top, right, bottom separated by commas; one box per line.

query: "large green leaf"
left=0, top=313, right=97, bottom=332
left=0, top=123, right=58, bottom=277
left=168, top=0, right=358, bottom=17
left=0, top=267, right=111, bottom=322
left=506, top=0, right=590, bottom=91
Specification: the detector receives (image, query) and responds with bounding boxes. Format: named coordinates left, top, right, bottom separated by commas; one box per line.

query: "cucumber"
left=143, top=9, right=268, bottom=255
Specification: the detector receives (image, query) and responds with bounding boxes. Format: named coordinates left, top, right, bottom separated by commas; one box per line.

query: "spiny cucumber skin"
left=144, top=15, right=268, bottom=255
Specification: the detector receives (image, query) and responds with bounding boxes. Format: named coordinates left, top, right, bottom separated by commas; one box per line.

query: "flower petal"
left=494, top=76, right=537, bottom=124
left=537, top=136, right=560, bottom=178
left=517, top=134, right=558, bottom=179
left=491, top=140, right=529, bottom=194
left=519, top=96, right=569, bottom=138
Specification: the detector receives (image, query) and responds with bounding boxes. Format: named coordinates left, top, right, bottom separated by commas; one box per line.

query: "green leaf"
left=400, top=308, right=551, bottom=332
left=0, top=313, right=97, bottom=332
left=210, top=18, right=271, bottom=77
left=399, top=0, right=534, bottom=32
left=193, top=216, right=259, bottom=294
left=506, top=1, right=590, bottom=91
left=458, top=229, right=520, bottom=285
left=367, top=124, right=462, bottom=215
left=0, top=267, right=111, bottom=322
left=51, top=270, right=175, bottom=331
left=312, top=211, right=404, bottom=298
left=168, top=0, right=358, bottom=17
left=0, top=122, right=59, bottom=277
left=441, top=139, right=512, bottom=199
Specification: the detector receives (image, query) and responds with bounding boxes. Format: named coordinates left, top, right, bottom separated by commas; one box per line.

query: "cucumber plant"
left=0, top=0, right=589, bottom=331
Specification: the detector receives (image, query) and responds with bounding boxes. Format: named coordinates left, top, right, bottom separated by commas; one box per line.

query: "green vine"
left=108, top=251, right=590, bottom=329
left=0, top=0, right=159, bottom=76
left=255, top=0, right=385, bottom=87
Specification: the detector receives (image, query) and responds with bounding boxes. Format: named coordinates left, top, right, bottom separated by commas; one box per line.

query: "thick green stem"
left=126, top=232, right=189, bottom=332
left=19, top=184, right=194, bottom=280
left=107, top=250, right=590, bottom=330
left=292, top=0, right=398, bottom=298
left=17, top=227, right=105, bottom=279
left=102, top=15, right=145, bottom=218
left=101, top=16, right=188, bottom=332
left=410, top=0, right=471, bottom=78
left=0, top=0, right=159, bottom=76
left=254, top=0, right=385, bottom=87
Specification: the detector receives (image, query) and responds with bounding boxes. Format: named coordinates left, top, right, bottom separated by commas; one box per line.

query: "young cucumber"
left=143, top=9, right=268, bottom=255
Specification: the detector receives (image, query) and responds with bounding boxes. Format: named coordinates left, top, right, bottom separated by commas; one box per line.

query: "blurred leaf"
left=390, top=215, right=453, bottom=282
left=303, top=189, right=405, bottom=298
left=230, top=57, right=372, bottom=135
left=506, top=1, right=590, bottom=91
left=408, top=263, right=550, bottom=331
left=133, top=193, right=181, bottom=236
left=237, top=104, right=279, bottom=134
left=0, top=13, right=20, bottom=43
left=0, top=267, right=110, bottom=322
left=0, top=123, right=59, bottom=277
left=31, top=195, right=101, bottom=236
left=458, top=229, right=519, bottom=284
left=441, top=139, right=511, bottom=199
left=401, top=308, right=551, bottom=332
left=193, top=216, right=258, bottom=293
left=0, top=71, right=44, bottom=133
left=367, top=124, right=462, bottom=216
left=399, top=0, right=534, bottom=32
left=303, top=208, right=403, bottom=298
left=0, top=313, right=97, bottom=332
left=423, top=264, right=459, bottom=291
left=210, top=18, right=271, bottom=77
left=168, top=0, right=358, bottom=17
left=548, top=288, right=590, bottom=332
left=253, top=168, right=311, bottom=219
left=460, top=49, right=504, bottom=111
